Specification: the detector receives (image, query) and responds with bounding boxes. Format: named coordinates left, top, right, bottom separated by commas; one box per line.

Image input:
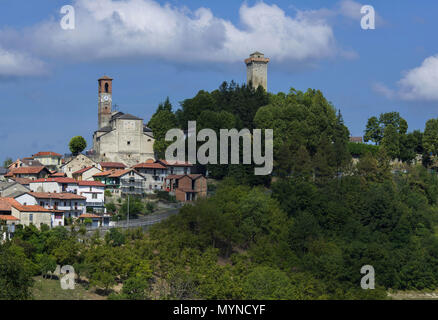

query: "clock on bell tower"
left=98, top=75, right=113, bottom=129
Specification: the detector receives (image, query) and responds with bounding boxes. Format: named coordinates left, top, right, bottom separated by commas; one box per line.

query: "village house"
left=94, top=169, right=145, bottom=196
left=15, top=192, right=85, bottom=220
left=29, top=177, right=79, bottom=194
left=49, top=172, right=67, bottom=178
left=61, top=154, right=98, bottom=178
left=132, top=160, right=168, bottom=192
left=164, top=174, right=207, bottom=202
left=5, top=166, right=51, bottom=181
left=157, top=160, right=193, bottom=175
left=8, top=158, right=43, bottom=171
left=32, top=152, right=63, bottom=171
left=77, top=180, right=105, bottom=213
left=72, top=166, right=102, bottom=181
left=0, top=215, right=20, bottom=241
left=99, top=162, right=126, bottom=171
left=0, top=197, right=54, bottom=229
left=78, top=213, right=105, bottom=228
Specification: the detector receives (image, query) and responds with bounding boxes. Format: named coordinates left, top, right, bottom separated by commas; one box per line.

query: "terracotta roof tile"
left=7, top=166, right=48, bottom=175
left=33, top=151, right=62, bottom=157
left=133, top=162, right=166, bottom=169
left=77, top=181, right=105, bottom=187
left=32, top=177, right=78, bottom=184
left=159, top=160, right=193, bottom=167
left=73, top=166, right=99, bottom=175
left=0, top=215, right=19, bottom=221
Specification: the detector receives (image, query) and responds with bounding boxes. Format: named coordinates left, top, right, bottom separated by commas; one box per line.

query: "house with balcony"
left=77, top=180, right=105, bottom=213
left=157, top=159, right=193, bottom=175
left=94, top=169, right=146, bottom=197
left=15, top=192, right=85, bottom=220
left=132, top=161, right=167, bottom=192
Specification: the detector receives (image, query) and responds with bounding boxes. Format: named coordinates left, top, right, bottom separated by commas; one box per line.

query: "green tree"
left=0, top=244, right=34, bottom=300
left=147, top=97, right=178, bottom=158
left=2, top=157, right=12, bottom=168
left=381, top=124, right=400, bottom=159
left=69, top=136, right=87, bottom=155
left=423, top=118, right=438, bottom=156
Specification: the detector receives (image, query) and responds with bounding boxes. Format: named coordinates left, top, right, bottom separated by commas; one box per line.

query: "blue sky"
left=0, top=0, right=437, bottom=162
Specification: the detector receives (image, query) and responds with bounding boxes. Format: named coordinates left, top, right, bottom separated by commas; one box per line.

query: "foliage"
left=69, top=136, right=87, bottom=155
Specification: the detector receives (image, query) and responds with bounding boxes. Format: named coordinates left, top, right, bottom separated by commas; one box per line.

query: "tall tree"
left=423, top=118, right=438, bottom=156
left=147, top=97, right=178, bottom=159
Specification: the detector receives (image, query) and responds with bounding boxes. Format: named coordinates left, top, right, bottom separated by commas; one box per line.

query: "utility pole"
left=127, top=194, right=130, bottom=228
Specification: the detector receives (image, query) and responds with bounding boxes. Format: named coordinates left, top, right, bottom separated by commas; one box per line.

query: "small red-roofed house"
left=5, top=166, right=51, bottom=181
left=164, top=174, right=207, bottom=202
left=72, top=166, right=102, bottom=181
left=99, top=162, right=126, bottom=171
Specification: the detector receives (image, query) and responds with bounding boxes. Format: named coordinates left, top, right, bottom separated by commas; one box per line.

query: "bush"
left=104, top=190, right=112, bottom=198
left=348, top=142, right=380, bottom=156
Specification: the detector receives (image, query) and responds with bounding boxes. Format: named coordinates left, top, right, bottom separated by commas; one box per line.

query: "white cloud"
left=0, top=0, right=350, bottom=67
left=0, top=47, right=46, bottom=78
left=374, top=55, right=438, bottom=102
left=398, top=55, right=438, bottom=101
left=372, top=82, right=395, bottom=99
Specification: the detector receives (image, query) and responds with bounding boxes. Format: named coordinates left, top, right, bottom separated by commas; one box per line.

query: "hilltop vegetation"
left=4, top=83, right=438, bottom=299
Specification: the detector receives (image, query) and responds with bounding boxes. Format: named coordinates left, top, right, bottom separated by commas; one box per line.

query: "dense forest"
left=3, top=82, right=438, bottom=300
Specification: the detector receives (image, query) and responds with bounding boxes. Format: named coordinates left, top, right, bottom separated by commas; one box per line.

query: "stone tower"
left=245, top=52, right=269, bottom=91
left=98, top=75, right=113, bottom=129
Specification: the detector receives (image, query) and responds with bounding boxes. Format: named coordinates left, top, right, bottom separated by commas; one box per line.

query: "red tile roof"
left=73, top=166, right=99, bottom=175
left=133, top=162, right=166, bottom=169
left=159, top=160, right=193, bottom=167
left=6, top=166, right=48, bottom=175
left=32, top=177, right=78, bottom=184
left=29, top=192, right=86, bottom=200
left=108, top=169, right=132, bottom=178
left=50, top=172, right=66, bottom=177
left=0, top=197, right=50, bottom=212
left=78, top=181, right=105, bottom=187
left=0, top=215, right=19, bottom=221
left=100, top=162, right=126, bottom=169
left=33, top=151, right=62, bottom=157
left=93, top=170, right=113, bottom=177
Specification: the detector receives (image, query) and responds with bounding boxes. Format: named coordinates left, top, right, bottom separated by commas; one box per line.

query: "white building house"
left=132, top=161, right=167, bottom=192
left=77, top=181, right=105, bottom=213
left=15, top=192, right=86, bottom=220
left=29, top=177, right=79, bottom=194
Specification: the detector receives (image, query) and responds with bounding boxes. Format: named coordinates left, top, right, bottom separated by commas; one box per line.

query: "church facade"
left=92, top=76, right=155, bottom=167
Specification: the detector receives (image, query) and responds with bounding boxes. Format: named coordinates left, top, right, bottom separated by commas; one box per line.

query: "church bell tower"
left=98, top=75, right=113, bottom=129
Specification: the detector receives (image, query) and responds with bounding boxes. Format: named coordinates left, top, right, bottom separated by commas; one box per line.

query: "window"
left=92, top=193, right=97, bottom=199
left=127, top=141, right=131, bottom=145
left=89, top=187, right=92, bottom=192
left=29, top=214, right=33, bottom=222
left=105, top=83, right=109, bottom=93
left=40, top=201, right=44, bottom=207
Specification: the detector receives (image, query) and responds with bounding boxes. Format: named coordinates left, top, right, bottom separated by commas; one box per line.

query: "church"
left=92, top=76, right=156, bottom=167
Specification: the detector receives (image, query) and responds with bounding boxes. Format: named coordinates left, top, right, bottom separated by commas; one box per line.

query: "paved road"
left=85, top=208, right=180, bottom=232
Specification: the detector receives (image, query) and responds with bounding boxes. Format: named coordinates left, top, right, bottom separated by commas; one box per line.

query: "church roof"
left=99, top=75, right=113, bottom=80
left=97, top=126, right=112, bottom=132
left=118, top=113, right=143, bottom=121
